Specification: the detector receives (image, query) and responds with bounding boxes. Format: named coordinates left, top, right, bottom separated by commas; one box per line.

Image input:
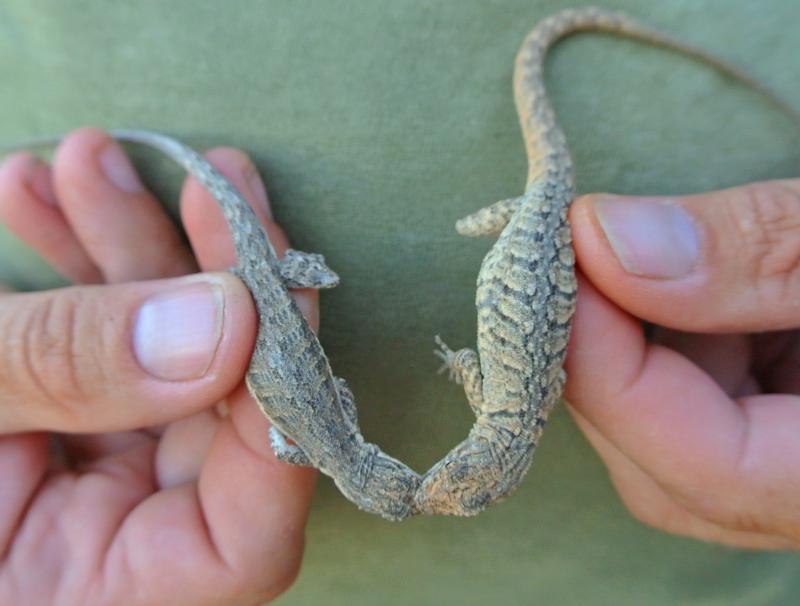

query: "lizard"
left=412, top=6, right=800, bottom=517
left=2, top=9, right=797, bottom=521
left=0, top=129, right=423, bottom=521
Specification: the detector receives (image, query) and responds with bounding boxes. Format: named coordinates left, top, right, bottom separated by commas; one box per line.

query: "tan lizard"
left=413, top=6, right=798, bottom=516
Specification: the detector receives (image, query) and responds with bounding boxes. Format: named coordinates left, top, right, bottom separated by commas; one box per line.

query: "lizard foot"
left=433, top=335, right=462, bottom=384
left=269, top=426, right=313, bottom=467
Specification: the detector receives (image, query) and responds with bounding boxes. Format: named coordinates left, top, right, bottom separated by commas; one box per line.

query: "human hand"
left=566, top=179, right=800, bottom=549
left=0, top=128, right=315, bottom=604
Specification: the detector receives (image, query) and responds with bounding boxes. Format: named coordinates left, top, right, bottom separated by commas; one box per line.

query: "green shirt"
left=2, top=2, right=799, bottom=604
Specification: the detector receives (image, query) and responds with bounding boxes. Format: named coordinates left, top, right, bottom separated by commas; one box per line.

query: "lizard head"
left=335, top=445, right=422, bottom=522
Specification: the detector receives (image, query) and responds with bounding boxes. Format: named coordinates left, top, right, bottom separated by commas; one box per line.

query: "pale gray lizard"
left=413, top=7, right=799, bottom=516
left=0, top=129, right=422, bottom=521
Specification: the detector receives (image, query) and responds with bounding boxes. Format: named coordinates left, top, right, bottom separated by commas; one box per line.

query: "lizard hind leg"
left=269, top=426, right=313, bottom=467
left=278, top=249, right=340, bottom=289
left=433, top=336, right=485, bottom=418
left=455, top=196, right=524, bottom=237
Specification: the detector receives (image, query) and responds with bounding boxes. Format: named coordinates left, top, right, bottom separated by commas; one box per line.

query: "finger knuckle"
left=680, top=490, right=767, bottom=535
left=730, top=183, right=800, bottom=297
left=2, top=291, right=104, bottom=422
left=659, top=465, right=770, bottom=536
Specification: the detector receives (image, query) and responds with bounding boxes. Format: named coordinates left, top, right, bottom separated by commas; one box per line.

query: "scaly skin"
left=1, top=129, right=422, bottom=521
left=113, top=131, right=422, bottom=521
left=414, top=7, right=797, bottom=516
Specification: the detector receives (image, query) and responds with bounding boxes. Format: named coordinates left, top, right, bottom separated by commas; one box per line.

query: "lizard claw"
left=433, top=335, right=461, bottom=383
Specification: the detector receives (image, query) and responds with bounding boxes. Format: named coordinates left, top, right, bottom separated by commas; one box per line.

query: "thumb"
left=570, top=179, right=800, bottom=332
left=0, top=273, right=256, bottom=433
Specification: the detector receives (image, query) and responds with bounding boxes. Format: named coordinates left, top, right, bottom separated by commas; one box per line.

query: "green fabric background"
left=2, top=1, right=799, bottom=604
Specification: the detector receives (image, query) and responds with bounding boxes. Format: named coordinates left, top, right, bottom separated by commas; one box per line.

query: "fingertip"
left=0, top=150, right=36, bottom=187
left=0, top=148, right=103, bottom=284
left=0, top=151, right=37, bottom=218
left=569, top=193, right=612, bottom=266
left=218, top=270, right=260, bottom=352
left=1, top=154, right=61, bottom=219
left=126, top=271, right=257, bottom=418
left=0, top=153, right=49, bottom=217
left=52, top=127, right=197, bottom=282
left=52, top=127, right=111, bottom=179
left=54, top=126, right=146, bottom=199
left=140, top=271, right=258, bottom=385
left=27, top=158, right=59, bottom=207
left=570, top=193, right=647, bottom=311
left=570, top=193, right=678, bottom=313
left=569, top=194, right=602, bottom=235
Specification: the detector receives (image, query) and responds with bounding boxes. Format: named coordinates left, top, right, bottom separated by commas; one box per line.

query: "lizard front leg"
left=454, top=196, right=524, bottom=237
left=269, top=426, right=313, bottom=466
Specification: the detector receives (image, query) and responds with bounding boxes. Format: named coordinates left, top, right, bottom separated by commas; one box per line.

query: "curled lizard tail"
left=515, top=6, right=800, bottom=190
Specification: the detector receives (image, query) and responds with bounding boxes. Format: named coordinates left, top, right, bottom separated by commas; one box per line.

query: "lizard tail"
left=514, top=6, right=800, bottom=188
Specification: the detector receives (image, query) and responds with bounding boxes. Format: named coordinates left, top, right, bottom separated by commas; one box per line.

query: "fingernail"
left=26, top=158, right=58, bottom=206
left=594, top=198, right=700, bottom=279
left=133, top=279, right=224, bottom=381
left=243, top=161, right=272, bottom=219
left=99, top=142, right=145, bottom=194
